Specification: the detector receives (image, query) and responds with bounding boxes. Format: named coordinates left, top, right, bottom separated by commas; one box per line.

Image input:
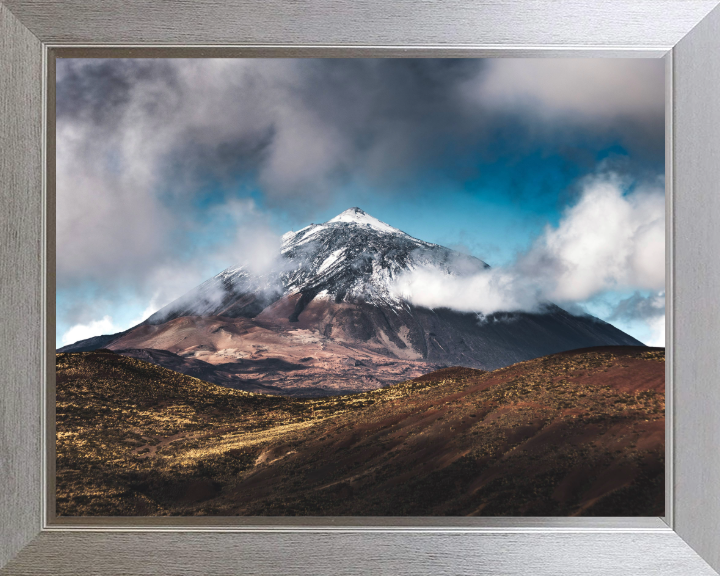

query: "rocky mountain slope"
left=60, top=208, right=643, bottom=395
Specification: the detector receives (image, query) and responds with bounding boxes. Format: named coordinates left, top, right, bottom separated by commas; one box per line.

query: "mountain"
left=143, top=206, right=491, bottom=325
left=60, top=207, right=643, bottom=396
left=56, top=346, right=665, bottom=516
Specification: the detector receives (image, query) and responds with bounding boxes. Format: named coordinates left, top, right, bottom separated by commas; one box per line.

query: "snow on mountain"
left=326, top=207, right=407, bottom=235
left=146, top=207, right=489, bottom=323
left=278, top=207, right=486, bottom=309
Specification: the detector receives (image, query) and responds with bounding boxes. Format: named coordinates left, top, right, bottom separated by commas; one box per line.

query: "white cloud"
left=209, top=199, right=284, bottom=277
left=392, top=266, right=541, bottom=315
left=522, top=172, right=665, bottom=301
left=392, top=171, right=665, bottom=320
left=645, top=315, right=666, bottom=347
left=131, top=298, right=161, bottom=325
left=56, top=59, right=282, bottom=294
left=57, top=197, right=289, bottom=346
left=59, top=295, right=164, bottom=346
left=61, top=316, right=120, bottom=346
left=57, top=59, right=664, bottom=300
left=606, top=290, right=666, bottom=346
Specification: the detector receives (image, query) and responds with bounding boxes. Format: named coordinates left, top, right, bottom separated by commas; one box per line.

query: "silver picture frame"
left=2, top=1, right=720, bottom=573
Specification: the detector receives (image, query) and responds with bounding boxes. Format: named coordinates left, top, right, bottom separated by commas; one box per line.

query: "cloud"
left=520, top=172, right=665, bottom=301
left=56, top=59, right=664, bottom=291
left=392, top=256, right=541, bottom=315
left=60, top=316, right=119, bottom=346
left=466, top=58, right=664, bottom=121
left=462, top=59, right=665, bottom=162
left=392, top=171, right=665, bottom=318
left=208, top=199, right=284, bottom=276
left=608, top=291, right=665, bottom=347
left=610, top=291, right=665, bottom=322
left=55, top=59, right=476, bottom=301
left=56, top=58, right=664, bottom=225
left=644, top=315, right=666, bottom=347
left=59, top=298, right=160, bottom=345
left=56, top=191, right=282, bottom=329
left=56, top=59, right=481, bottom=217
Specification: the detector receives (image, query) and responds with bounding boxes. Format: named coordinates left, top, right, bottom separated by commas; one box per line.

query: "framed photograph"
left=52, top=54, right=670, bottom=521
left=2, top=1, right=720, bottom=574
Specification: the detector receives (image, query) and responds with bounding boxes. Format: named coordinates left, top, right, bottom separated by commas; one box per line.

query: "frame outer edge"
left=0, top=2, right=43, bottom=570
left=1, top=0, right=719, bottom=574
left=2, top=531, right=719, bottom=576
left=672, top=3, right=720, bottom=573
left=1, top=0, right=719, bottom=46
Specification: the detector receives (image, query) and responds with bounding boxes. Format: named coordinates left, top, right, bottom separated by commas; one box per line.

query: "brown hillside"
left=56, top=346, right=664, bottom=516
left=106, top=315, right=441, bottom=396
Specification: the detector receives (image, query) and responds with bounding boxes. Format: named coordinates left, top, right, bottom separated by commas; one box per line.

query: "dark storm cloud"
left=57, top=58, right=665, bottom=214
left=57, top=59, right=180, bottom=125
left=55, top=59, right=477, bottom=213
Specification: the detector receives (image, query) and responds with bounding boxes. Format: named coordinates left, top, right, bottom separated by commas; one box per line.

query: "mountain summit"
left=60, top=208, right=643, bottom=396
left=326, top=207, right=406, bottom=234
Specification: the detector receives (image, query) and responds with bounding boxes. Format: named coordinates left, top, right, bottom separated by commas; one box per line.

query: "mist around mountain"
left=59, top=208, right=644, bottom=396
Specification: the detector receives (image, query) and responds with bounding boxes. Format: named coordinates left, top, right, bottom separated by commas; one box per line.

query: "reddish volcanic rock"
left=108, top=315, right=442, bottom=396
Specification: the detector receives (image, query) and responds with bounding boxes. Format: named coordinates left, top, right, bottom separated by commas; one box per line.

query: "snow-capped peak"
left=326, top=207, right=405, bottom=236
left=145, top=205, right=491, bottom=325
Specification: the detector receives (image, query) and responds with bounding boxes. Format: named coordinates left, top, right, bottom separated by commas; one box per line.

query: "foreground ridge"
left=56, top=346, right=664, bottom=517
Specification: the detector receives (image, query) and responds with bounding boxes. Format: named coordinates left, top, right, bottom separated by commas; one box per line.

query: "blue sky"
left=56, top=58, right=665, bottom=347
